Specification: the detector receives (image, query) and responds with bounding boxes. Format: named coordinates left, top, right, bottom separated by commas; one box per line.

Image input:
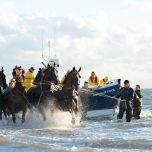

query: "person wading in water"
left=115, top=80, right=134, bottom=122
left=133, top=84, right=143, bottom=119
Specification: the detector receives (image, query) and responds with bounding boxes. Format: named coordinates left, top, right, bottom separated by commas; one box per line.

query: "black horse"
left=26, top=65, right=59, bottom=120
left=53, top=67, right=81, bottom=124
left=0, top=68, right=7, bottom=120
left=3, top=75, right=29, bottom=123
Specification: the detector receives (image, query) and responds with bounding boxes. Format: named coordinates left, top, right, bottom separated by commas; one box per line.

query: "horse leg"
left=6, top=109, right=10, bottom=118
left=39, top=105, right=46, bottom=121
left=50, top=107, right=54, bottom=117
left=71, top=99, right=77, bottom=125
left=72, top=98, right=78, bottom=114
left=12, top=113, right=16, bottom=123
left=2, top=106, right=7, bottom=119
left=50, top=98, right=56, bottom=117
left=0, top=95, right=3, bottom=120
left=9, top=106, right=16, bottom=123
left=0, top=106, right=2, bottom=120
left=21, top=107, right=27, bottom=123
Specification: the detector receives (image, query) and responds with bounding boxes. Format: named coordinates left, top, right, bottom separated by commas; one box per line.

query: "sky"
left=0, top=0, right=152, bottom=88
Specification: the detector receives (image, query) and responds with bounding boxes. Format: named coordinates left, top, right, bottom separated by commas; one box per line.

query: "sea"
left=0, top=89, right=152, bottom=152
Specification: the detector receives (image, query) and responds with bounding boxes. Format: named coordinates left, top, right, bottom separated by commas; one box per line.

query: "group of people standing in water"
left=115, top=80, right=142, bottom=122
left=84, top=71, right=143, bottom=122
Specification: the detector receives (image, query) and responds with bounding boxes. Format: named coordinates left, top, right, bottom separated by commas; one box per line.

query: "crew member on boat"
left=24, top=67, right=35, bottom=92
left=133, top=84, right=143, bottom=119
left=99, top=76, right=109, bottom=87
left=115, top=80, right=134, bottom=122
left=88, top=72, right=99, bottom=87
left=82, top=81, right=89, bottom=89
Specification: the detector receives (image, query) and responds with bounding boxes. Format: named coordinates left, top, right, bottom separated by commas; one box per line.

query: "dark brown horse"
left=3, top=76, right=29, bottom=123
left=26, top=65, right=59, bottom=120
left=53, top=67, right=81, bottom=124
left=0, top=68, right=7, bottom=120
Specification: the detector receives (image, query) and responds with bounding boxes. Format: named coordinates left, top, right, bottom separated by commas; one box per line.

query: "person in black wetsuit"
left=133, top=85, right=143, bottom=119
left=115, top=80, right=134, bottom=122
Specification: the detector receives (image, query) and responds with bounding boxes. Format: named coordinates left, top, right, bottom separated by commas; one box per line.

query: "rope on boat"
left=79, top=88, right=118, bottom=101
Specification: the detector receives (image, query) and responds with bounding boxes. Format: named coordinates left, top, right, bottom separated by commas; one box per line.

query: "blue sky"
left=0, top=0, right=152, bottom=88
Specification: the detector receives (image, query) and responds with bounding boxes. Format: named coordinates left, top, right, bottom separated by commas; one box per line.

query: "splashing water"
left=0, top=89, right=152, bottom=152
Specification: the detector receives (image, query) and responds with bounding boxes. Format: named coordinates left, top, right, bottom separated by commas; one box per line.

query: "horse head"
left=0, top=71, right=4, bottom=87
left=63, top=67, right=81, bottom=91
left=43, top=64, right=59, bottom=85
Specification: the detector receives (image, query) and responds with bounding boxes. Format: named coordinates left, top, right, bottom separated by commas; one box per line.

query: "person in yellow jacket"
left=99, top=76, right=109, bottom=87
left=88, top=72, right=99, bottom=87
left=24, top=67, right=35, bottom=92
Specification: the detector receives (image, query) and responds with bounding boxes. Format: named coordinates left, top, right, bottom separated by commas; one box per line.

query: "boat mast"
left=48, top=40, right=51, bottom=60
left=53, top=31, right=57, bottom=58
left=41, top=32, right=44, bottom=59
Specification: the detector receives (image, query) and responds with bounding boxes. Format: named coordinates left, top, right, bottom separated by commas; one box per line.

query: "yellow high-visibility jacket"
left=24, top=70, right=35, bottom=91
left=99, top=76, right=109, bottom=87
left=88, top=76, right=99, bottom=86
left=99, top=79, right=106, bottom=87
left=58, top=75, right=66, bottom=90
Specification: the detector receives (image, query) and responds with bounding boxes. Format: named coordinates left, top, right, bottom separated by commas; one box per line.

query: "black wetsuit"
left=133, top=90, right=142, bottom=119
left=116, top=87, right=134, bottom=122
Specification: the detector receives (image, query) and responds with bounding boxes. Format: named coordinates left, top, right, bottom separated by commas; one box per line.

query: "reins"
left=13, top=87, right=33, bottom=108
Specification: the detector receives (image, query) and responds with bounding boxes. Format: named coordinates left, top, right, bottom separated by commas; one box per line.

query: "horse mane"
left=62, top=70, right=74, bottom=85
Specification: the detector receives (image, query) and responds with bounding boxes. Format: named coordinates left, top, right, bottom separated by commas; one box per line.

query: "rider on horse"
left=24, top=67, right=35, bottom=92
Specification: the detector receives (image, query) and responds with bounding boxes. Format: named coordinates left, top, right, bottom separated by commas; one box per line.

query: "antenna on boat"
left=41, top=31, right=48, bottom=64
left=41, top=32, right=44, bottom=59
left=53, top=31, right=57, bottom=58
left=48, top=40, right=51, bottom=60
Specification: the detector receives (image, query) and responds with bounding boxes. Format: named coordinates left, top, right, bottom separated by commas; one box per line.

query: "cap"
left=30, top=67, right=35, bottom=70
left=124, top=80, right=130, bottom=84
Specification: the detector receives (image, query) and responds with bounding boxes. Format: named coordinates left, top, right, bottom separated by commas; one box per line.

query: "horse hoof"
left=0, top=117, right=2, bottom=120
left=22, top=119, right=25, bottom=123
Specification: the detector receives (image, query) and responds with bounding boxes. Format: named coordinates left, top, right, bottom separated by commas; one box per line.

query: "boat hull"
left=79, top=79, right=121, bottom=118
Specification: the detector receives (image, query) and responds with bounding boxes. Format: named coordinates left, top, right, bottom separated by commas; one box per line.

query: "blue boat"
left=79, top=79, right=121, bottom=118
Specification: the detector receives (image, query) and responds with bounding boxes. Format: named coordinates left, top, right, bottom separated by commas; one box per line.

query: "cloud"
left=124, top=0, right=152, bottom=12
left=0, top=2, right=18, bottom=29
left=0, top=1, right=152, bottom=88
